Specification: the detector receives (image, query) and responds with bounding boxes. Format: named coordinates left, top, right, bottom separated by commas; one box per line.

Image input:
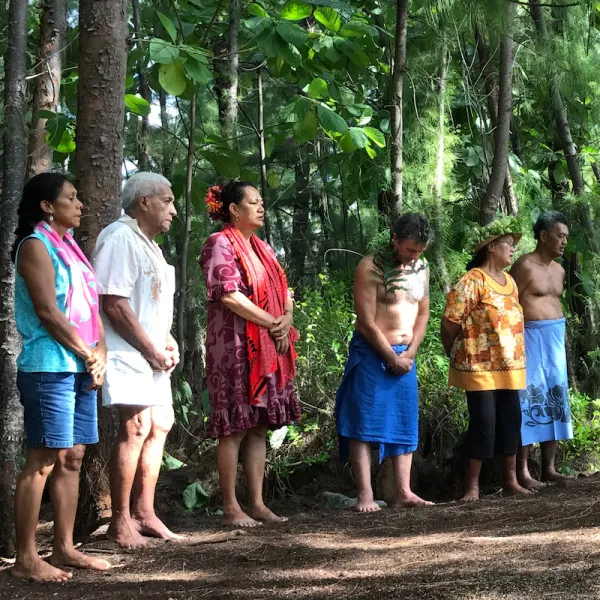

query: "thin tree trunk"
left=481, top=1, right=516, bottom=226
left=176, top=89, right=197, bottom=369
left=27, top=0, right=67, bottom=178
left=389, top=0, right=409, bottom=217
left=257, top=69, right=272, bottom=245
left=159, top=89, right=174, bottom=181
left=529, top=0, right=598, bottom=253
left=433, top=48, right=451, bottom=294
left=131, top=0, right=151, bottom=171
left=290, top=151, right=311, bottom=287
left=0, top=0, right=27, bottom=555
left=74, top=0, right=127, bottom=536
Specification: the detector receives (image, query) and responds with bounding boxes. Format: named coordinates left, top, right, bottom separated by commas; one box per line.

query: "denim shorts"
left=17, top=371, right=99, bottom=449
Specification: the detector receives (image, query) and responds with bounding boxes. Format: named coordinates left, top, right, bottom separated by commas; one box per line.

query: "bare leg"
left=12, top=448, right=72, bottom=583
left=107, top=406, right=152, bottom=549
left=503, top=454, right=534, bottom=496
left=391, top=452, right=433, bottom=508
left=517, top=445, right=546, bottom=490
left=217, top=431, right=259, bottom=527
left=49, top=445, right=110, bottom=571
left=349, top=440, right=379, bottom=512
left=462, top=458, right=482, bottom=501
left=131, top=406, right=181, bottom=540
left=244, top=425, right=287, bottom=523
left=540, top=441, right=569, bottom=482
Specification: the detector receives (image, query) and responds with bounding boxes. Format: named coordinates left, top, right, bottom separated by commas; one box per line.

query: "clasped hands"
left=269, top=312, right=293, bottom=355
left=85, top=344, right=107, bottom=390
left=389, top=350, right=414, bottom=376
left=145, top=339, right=181, bottom=373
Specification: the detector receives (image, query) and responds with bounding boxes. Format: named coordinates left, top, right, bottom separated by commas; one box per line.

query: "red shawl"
left=221, top=224, right=299, bottom=406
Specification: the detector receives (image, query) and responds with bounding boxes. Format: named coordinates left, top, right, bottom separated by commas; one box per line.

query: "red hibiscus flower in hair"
left=205, top=185, right=224, bottom=220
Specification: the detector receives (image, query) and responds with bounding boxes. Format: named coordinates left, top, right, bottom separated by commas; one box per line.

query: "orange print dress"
left=444, top=268, right=526, bottom=391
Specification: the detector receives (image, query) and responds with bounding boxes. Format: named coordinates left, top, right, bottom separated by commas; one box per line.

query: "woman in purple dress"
left=200, top=181, right=300, bottom=527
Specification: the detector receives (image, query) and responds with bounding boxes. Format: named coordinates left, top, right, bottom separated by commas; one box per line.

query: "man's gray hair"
left=121, top=172, right=172, bottom=212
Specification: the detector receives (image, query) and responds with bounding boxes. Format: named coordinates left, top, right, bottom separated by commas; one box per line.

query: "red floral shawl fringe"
left=222, top=224, right=299, bottom=406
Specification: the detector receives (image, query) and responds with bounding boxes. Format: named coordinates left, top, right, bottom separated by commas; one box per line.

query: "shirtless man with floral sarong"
left=335, top=214, right=434, bottom=512
left=510, top=211, right=573, bottom=490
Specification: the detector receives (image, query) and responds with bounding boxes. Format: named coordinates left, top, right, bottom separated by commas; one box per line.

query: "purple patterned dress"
left=200, top=232, right=301, bottom=438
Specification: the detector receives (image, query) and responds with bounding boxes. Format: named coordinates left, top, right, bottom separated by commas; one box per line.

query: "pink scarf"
left=35, top=222, right=100, bottom=347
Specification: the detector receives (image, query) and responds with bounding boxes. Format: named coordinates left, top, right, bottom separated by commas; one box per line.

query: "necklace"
left=480, top=267, right=506, bottom=287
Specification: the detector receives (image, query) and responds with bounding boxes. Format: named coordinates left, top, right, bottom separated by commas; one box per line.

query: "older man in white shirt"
left=93, top=172, right=179, bottom=548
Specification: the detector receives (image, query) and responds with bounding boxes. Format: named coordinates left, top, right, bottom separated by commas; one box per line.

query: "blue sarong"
left=335, top=331, right=419, bottom=464
left=519, top=318, right=573, bottom=446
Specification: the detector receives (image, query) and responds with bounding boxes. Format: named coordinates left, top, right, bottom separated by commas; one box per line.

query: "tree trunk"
left=131, top=0, right=151, bottom=171
left=289, top=152, right=311, bottom=287
left=257, top=69, right=272, bottom=245
left=214, top=0, right=239, bottom=145
left=27, top=0, right=67, bottom=178
left=176, top=89, right=197, bottom=368
left=0, top=0, right=28, bottom=555
left=529, top=0, right=598, bottom=253
left=432, top=47, right=451, bottom=294
left=480, top=1, right=516, bottom=226
left=389, top=0, right=409, bottom=217
left=74, top=0, right=127, bottom=536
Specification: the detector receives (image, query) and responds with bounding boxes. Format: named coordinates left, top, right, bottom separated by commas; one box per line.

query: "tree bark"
left=289, top=152, right=311, bottom=287
left=0, top=0, right=28, bottom=554
left=214, top=0, right=239, bottom=144
left=257, top=69, right=272, bottom=246
left=131, top=0, right=151, bottom=171
left=74, top=0, right=127, bottom=536
left=27, top=0, right=67, bottom=178
left=389, top=0, right=409, bottom=217
left=480, top=1, right=516, bottom=226
left=176, top=89, right=197, bottom=368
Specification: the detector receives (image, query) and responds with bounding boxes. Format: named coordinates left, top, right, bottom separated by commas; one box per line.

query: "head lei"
left=464, top=216, right=523, bottom=254
left=205, top=185, right=224, bottom=221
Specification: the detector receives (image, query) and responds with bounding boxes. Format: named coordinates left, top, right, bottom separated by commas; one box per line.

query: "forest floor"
left=3, top=473, right=600, bottom=600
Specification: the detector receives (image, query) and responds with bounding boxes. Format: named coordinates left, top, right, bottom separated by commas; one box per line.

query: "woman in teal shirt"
left=11, top=173, right=110, bottom=582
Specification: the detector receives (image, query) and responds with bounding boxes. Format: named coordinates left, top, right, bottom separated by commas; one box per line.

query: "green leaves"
left=184, top=58, right=213, bottom=84
left=124, top=94, right=151, bottom=117
left=308, top=77, right=328, bottom=99
left=157, top=12, right=178, bottom=43
left=362, top=126, right=385, bottom=148
left=204, top=151, right=241, bottom=178
left=276, top=21, right=308, bottom=48
left=182, top=482, right=209, bottom=511
left=248, top=2, right=269, bottom=17
left=162, top=452, right=185, bottom=470
left=294, top=110, right=318, bottom=144
left=314, top=7, right=341, bottom=32
left=38, top=110, right=76, bottom=155
left=274, top=33, right=302, bottom=67
left=317, top=104, right=347, bottom=135
left=149, top=38, right=179, bottom=64
left=281, top=1, right=313, bottom=20
left=159, top=61, right=187, bottom=96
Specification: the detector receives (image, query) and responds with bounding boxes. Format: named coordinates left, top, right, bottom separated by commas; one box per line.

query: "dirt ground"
left=3, top=474, right=600, bottom=600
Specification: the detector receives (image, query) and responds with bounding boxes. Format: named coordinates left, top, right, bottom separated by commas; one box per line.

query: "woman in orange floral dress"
left=441, top=219, right=530, bottom=501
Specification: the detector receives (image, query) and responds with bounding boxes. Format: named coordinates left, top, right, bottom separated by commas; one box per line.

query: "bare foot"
left=50, top=548, right=111, bottom=571
left=133, top=514, right=183, bottom=541
left=355, top=493, right=381, bottom=513
left=247, top=504, right=289, bottom=523
left=392, top=491, right=434, bottom=508
left=460, top=486, right=480, bottom=502
left=12, top=556, right=72, bottom=583
left=107, top=516, right=151, bottom=549
left=541, top=470, right=571, bottom=483
left=223, top=508, right=261, bottom=528
left=503, top=482, right=534, bottom=497
left=518, top=474, right=547, bottom=491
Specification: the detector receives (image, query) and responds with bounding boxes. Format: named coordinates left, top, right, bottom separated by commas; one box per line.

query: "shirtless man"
left=335, top=213, right=434, bottom=512
left=509, top=211, right=572, bottom=489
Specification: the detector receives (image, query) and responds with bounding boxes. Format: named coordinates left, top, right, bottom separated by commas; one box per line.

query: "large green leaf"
left=294, top=110, right=318, bottom=144
left=308, top=77, right=328, bottom=99
left=276, top=20, right=308, bottom=48
left=162, top=452, right=185, bottom=470
left=159, top=61, right=188, bottom=96
left=274, top=33, right=302, bottom=67
left=339, top=131, right=356, bottom=153
left=244, top=16, right=272, bottom=35
left=248, top=2, right=269, bottom=16
left=124, top=94, right=151, bottom=117
left=185, top=58, right=213, bottom=83
left=204, top=151, right=241, bottom=178
left=180, top=44, right=209, bottom=63
left=317, top=104, right=347, bottom=134
left=52, top=128, right=76, bottom=154
left=314, top=7, right=342, bottom=32
left=335, top=38, right=370, bottom=67
left=149, top=38, right=179, bottom=64
left=362, top=126, right=385, bottom=148
left=281, top=1, right=313, bottom=20
left=182, top=482, right=209, bottom=510
left=340, top=21, right=377, bottom=38
left=349, top=127, right=369, bottom=149
left=157, top=12, right=178, bottom=43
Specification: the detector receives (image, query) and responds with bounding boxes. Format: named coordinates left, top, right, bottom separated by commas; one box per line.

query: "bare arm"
left=508, top=257, right=530, bottom=295
left=354, top=257, right=401, bottom=367
left=440, top=318, right=461, bottom=357
left=404, top=268, right=430, bottom=359
left=18, top=239, right=94, bottom=362
left=221, top=291, right=279, bottom=330
left=102, top=295, right=172, bottom=371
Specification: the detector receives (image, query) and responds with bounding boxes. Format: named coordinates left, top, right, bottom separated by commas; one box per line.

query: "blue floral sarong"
left=335, top=331, right=419, bottom=464
left=520, top=318, right=573, bottom=446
